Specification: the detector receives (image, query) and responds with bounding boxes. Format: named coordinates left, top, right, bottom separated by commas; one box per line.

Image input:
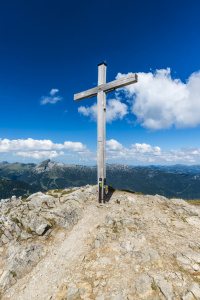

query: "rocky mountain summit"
left=1, top=186, right=200, bottom=299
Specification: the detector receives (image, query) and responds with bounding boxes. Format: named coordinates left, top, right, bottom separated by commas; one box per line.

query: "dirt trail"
left=3, top=189, right=200, bottom=300
left=3, top=199, right=107, bottom=300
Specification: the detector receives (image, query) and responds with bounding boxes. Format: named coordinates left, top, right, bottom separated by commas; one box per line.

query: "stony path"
left=3, top=200, right=106, bottom=300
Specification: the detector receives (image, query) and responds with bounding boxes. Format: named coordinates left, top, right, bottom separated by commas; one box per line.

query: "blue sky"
left=0, top=0, right=200, bottom=165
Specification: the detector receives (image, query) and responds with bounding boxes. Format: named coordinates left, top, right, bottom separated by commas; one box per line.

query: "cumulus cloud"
left=106, top=139, right=123, bottom=151
left=64, top=141, right=87, bottom=152
left=78, top=103, right=97, bottom=120
left=0, top=138, right=89, bottom=160
left=49, top=89, right=59, bottom=96
left=40, top=89, right=62, bottom=105
left=117, top=69, right=200, bottom=130
left=78, top=69, right=200, bottom=129
left=106, top=99, right=128, bottom=122
left=14, top=151, right=65, bottom=160
left=78, top=99, right=128, bottom=123
left=106, top=139, right=200, bottom=164
left=0, top=138, right=63, bottom=152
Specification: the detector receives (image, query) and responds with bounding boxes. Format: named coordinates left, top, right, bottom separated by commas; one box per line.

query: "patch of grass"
left=61, top=190, right=73, bottom=196
left=151, top=283, right=157, bottom=291
left=44, top=193, right=58, bottom=198
left=135, top=192, right=144, bottom=195
left=112, top=220, right=116, bottom=226
left=9, top=270, right=17, bottom=277
left=194, top=277, right=200, bottom=283
left=179, top=267, right=184, bottom=272
left=12, top=217, right=20, bottom=224
left=45, top=218, right=56, bottom=228
left=113, top=226, right=118, bottom=233
left=127, top=226, right=137, bottom=232
left=122, top=189, right=144, bottom=195
left=111, top=219, right=118, bottom=233
left=5, top=208, right=11, bottom=215
left=47, top=194, right=53, bottom=197
left=22, top=198, right=29, bottom=202
left=181, top=217, right=187, bottom=223
left=185, top=199, right=200, bottom=205
left=16, top=235, right=21, bottom=242
left=53, top=189, right=63, bottom=193
left=26, top=226, right=32, bottom=234
left=116, top=199, right=120, bottom=204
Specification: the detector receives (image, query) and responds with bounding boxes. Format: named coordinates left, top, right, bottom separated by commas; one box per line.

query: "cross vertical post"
left=74, top=64, right=138, bottom=204
left=97, top=63, right=107, bottom=203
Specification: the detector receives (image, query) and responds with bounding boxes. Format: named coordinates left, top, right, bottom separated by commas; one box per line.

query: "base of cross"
left=98, top=178, right=106, bottom=203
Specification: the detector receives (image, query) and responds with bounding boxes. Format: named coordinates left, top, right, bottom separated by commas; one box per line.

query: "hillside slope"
left=1, top=186, right=200, bottom=299
left=0, top=177, right=44, bottom=199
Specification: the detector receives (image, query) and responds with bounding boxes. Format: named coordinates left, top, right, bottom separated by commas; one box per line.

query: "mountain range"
left=1, top=160, right=200, bottom=199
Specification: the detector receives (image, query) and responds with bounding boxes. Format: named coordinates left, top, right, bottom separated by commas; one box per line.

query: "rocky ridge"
left=0, top=186, right=200, bottom=299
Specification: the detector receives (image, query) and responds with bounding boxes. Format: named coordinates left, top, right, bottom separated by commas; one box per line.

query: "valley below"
left=1, top=160, right=200, bottom=200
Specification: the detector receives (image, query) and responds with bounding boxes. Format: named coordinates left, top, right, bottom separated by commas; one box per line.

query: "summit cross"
left=74, top=63, right=138, bottom=203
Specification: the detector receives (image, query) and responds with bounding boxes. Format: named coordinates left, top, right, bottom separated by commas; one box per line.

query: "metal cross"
left=74, top=63, right=138, bottom=203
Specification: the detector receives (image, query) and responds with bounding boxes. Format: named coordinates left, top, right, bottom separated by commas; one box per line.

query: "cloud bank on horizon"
left=0, top=138, right=89, bottom=160
left=1, top=138, right=200, bottom=164
left=78, top=68, right=200, bottom=130
left=1, top=69, right=200, bottom=164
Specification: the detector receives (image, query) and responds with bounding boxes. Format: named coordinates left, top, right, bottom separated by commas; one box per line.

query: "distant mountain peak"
left=0, top=161, right=9, bottom=168
left=34, top=159, right=52, bottom=173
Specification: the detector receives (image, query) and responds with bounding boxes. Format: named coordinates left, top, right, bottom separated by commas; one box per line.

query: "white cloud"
left=106, top=139, right=123, bottom=150
left=64, top=141, right=87, bottom=152
left=14, top=151, right=64, bottom=160
left=0, top=138, right=63, bottom=152
left=40, top=89, right=62, bottom=105
left=78, top=69, right=200, bottom=129
left=117, top=69, right=200, bottom=129
left=106, top=139, right=200, bottom=164
left=78, top=99, right=128, bottom=123
left=106, top=99, right=128, bottom=123
left=50, top=89, right=59, bottom=96
left=0, top=138, right=90, bottom=160
left=78, top=103, right=97, bottom=120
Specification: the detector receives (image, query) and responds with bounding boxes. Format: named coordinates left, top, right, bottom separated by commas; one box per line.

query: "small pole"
left=97, top=63, right=107, bottom=203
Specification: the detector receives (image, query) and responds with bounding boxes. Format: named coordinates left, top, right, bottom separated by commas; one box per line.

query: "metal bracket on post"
left=103, top=178, right=106, bottom=203
left=99, top=178, right=102, bottom=203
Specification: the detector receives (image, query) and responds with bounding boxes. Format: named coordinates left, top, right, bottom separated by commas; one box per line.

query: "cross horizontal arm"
left=74, top=73, right=138, bottom=101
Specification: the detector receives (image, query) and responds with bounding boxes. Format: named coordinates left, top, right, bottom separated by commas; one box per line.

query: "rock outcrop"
left=0, top=185, right=200, bottom=299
